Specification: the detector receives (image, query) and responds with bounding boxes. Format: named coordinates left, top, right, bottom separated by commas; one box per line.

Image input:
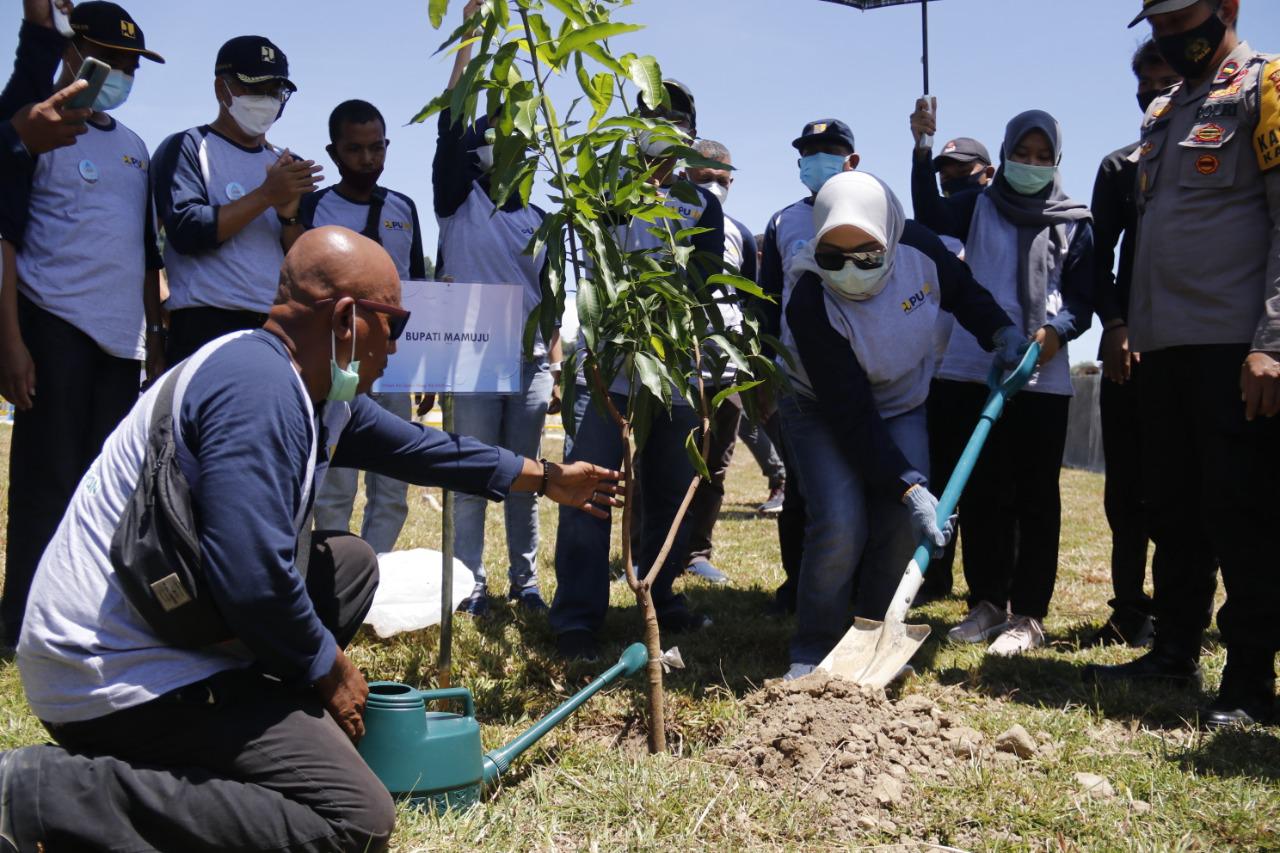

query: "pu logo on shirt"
left=121, top=154, right=144, bottom=170
left=901, top=282, right=934, bottom=315
left=120, top=20, right=137, bottom=39
left=521, top=226, right=536, bottom=236
left=262, top=46, right=276, bottom=63
left=383, top=219, right=412, bottom=232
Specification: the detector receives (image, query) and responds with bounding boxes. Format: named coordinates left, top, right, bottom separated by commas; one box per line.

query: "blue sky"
left=5, top=0, right=1278, bottom=361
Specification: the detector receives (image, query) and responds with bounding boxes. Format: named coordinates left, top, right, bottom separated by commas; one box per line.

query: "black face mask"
left=1137, top=90, right=1159, bottom=113
left=941, top=171, right=985, bottom=197
left=1156, top=12, right=1226, bottom=81
left=335, top=160, right=383, bottom=194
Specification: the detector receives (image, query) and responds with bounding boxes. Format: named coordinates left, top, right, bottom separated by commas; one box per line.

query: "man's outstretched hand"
left=12, top=81, right=92, bottom=155
left=524, top=460, right=625, bottom=520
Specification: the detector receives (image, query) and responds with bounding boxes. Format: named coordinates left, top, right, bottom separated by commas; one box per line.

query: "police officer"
left=1086, top=0, right=1280, bottom=728
left=1085, top=40, right=1186, bottom=649
left=759, top=118, right=859, bottom=613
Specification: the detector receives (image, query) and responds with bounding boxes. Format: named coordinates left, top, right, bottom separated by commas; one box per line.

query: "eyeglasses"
left=814, top=248, right=886, bottom=272
left=314, top=297, right=412, bottom=342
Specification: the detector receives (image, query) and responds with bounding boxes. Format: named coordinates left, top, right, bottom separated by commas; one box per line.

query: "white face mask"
left=222, top=81, right=280, bottom=137
left=821, top=259, right=890, bottom=301
left=697, top=179, right=729, bottom=206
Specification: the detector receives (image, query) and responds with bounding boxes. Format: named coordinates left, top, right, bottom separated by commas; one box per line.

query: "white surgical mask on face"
left=820, top=259, right=889, bottom=300
left=697, top=179, right=729, bottom=206
left=222, top=81, right=280, bottom=137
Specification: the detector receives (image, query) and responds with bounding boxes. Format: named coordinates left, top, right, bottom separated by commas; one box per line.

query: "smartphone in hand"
left=64, top=57, right=111, bottom=116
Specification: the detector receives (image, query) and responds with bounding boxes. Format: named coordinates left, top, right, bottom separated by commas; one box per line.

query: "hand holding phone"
left=64, top=57, right=110, bottom=116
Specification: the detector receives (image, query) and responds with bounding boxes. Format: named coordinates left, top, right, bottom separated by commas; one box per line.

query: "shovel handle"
left=915, top=342, right=1042, bottom=579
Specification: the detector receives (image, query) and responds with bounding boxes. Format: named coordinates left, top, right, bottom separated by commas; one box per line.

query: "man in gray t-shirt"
left=0, top=0, right=164, bottom=649
left=151, top=34, right=321, bottom=365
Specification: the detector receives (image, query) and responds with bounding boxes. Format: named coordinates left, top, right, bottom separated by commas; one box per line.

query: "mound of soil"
left=706, top=671, right=1026, bottom=837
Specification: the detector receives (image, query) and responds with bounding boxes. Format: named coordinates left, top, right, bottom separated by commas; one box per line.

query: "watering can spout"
left=481, top=642, right=647, bottom=786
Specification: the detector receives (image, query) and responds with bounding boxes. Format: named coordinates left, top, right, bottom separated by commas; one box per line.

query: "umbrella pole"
left=921, top=0, right=930, bottom=94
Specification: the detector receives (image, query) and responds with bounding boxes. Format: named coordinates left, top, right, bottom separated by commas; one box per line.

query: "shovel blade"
left=818, top=617, right=932, bottom=690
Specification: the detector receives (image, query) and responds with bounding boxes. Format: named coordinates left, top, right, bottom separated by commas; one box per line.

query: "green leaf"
left=685, top=429, right=710, bottom=480
left=633, top=352, right=670, bottom=409
left=711, top=379, right=763, bottom=412
left=666, top=180, right=702, bottom=206
left=707, top=333, right=751, bottom=373
left=706, top=273, right=772, bottom=302
left=409, top=92, right=451, bottom=125
left=671, top=144, right=735, bottom=172
left=626, top=55, right=663, bottom=110
left=429, top=0, right=449, bottom=29
left=545, top=0, right=589, bottom=26
left=553, top=23, right=644, bottom=64
left=578, top=41, right=627, bottom=77
left=576, top=281, right=601, bottom=351
left=674, top=226, right=712, bottom=243
left=589, top=73, right=614, bottom=129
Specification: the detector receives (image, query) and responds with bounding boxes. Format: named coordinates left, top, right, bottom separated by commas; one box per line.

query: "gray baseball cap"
left=1129, top=0, right=1200, bottom=28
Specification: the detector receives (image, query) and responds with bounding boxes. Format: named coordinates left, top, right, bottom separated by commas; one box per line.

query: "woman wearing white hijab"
left=778, top=171, right=1021, bottom=680
left=928, top=110, right=1094, bottom=657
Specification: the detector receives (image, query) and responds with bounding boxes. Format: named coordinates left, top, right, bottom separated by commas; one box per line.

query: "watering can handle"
left=418, top=687, right=476, bottom=719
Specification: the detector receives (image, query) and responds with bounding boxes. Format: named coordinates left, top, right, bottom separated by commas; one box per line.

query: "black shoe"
left=1200, top=649, right=1277, bottom=729
left=556, top=630, right=600, bottom=662
left=1086, top=607, right=1155, bottom=648
left=508, top=586, right=549, bottom=612
left=1083, top=647, right=1203, bottom=690
left=658, top=608, right=713, bottom=634
left=457, top=588, right=490, bottom=617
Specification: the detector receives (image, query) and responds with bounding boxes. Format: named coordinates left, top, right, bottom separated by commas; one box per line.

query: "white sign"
left=374, top=280, right=522, bottom=394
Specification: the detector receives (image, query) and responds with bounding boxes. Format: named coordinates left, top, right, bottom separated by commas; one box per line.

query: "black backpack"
left=110, top=362, right=232, bottom=648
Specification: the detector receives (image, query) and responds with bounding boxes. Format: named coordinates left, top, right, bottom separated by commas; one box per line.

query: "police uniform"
left=1126, top=41, right=1280, bottom=704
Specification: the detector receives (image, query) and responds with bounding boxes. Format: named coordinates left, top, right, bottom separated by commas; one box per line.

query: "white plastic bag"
left=363, top=548, right=475, bottom=639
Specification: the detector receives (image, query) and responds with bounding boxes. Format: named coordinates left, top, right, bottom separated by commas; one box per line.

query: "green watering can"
left=359, top=642, right=648, bottom=813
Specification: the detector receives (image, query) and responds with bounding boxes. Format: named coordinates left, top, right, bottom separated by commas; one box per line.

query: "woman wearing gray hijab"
left=777, top=171, right=1020, bottom=681
left=929, top=110, right=1095, bottom=656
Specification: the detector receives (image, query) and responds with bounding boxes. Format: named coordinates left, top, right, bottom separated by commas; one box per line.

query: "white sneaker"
left=987, top=615, right=1046, bottom=657
left=783, top=663, right=816, bottom=681
left=946, top=600, right=1010, bottom=644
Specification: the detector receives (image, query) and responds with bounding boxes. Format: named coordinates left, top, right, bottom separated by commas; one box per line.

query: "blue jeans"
left=779, top=394, right=929, bottom=665
left=550, top=391, right=699, bottom=636
left=313, top=393, right=412, bottom=555
left=452, top=361, right=553, bottom=591
left=562, top=381, right=592, bottom=460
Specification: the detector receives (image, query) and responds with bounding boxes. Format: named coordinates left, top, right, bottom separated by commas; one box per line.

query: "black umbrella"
left=819, top=0, right=939, bottom=144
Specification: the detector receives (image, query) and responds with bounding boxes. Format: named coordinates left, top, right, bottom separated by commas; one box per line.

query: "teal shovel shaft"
left=910, top=341, right=1042, bottom=579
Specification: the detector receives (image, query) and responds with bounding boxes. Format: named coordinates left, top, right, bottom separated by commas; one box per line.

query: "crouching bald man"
left=3, top=226, right=622, bottom=852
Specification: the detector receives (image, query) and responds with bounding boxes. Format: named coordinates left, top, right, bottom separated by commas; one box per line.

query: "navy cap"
left=215, top=36, right=296, bottom=92
left=791, top=119, right=855, bottom=153
left=70, top=1, right=164, bottom=63
left=638, top=79, right=697, bottom=135
left=933, top=137, right=992, bottom=169
left=1129, top=0, right=1199, bottom=27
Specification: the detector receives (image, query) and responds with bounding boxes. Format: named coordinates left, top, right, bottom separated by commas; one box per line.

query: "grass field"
left=1, top=424, right=1276, bottom=851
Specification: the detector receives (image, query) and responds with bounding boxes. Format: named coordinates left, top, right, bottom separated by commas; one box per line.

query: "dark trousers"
left=1099, top=368, right=1159, bottom=613
left=929, top=379, right=1070, bottom=620
left=925, top=379, right=962, bottom=597
left=3, top=295, right=139, bottom=646
left=166, top=307, right=268, bottom=365
left=13, top=531, right=394, bottom=853
left=1140, top=345, right=1280, bottom=658
left=685, top=395, right=744, bottom=565
left=550, top=392, right=698, bottom=634
left=765, top=409, right=806, bottom=610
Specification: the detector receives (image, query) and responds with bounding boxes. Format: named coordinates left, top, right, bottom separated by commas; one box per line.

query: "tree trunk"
left=636, top=584, right=666, bottom=753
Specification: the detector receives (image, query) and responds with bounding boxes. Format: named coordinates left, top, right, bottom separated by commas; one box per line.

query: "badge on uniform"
left=226, top=181, right=246, bottom=200
left=1195, top=154, right=1220, bottom=175
left=78, top=159, right=99, bottom=183
left=1256, top=59, right=1280, bottom=172
left=1214, top=61, right=1240, bottom=83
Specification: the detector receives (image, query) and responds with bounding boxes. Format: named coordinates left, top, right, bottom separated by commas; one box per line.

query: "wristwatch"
left=277, top=212, right=300, bottom=227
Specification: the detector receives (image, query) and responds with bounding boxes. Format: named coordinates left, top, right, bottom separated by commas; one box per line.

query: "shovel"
left=817, top=341, right=1042, bottom=688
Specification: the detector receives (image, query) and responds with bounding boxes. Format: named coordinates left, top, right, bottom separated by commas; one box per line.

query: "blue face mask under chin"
left=799, top=152, right=848, bottom=194
left=328, top=303, right=362, bottom=403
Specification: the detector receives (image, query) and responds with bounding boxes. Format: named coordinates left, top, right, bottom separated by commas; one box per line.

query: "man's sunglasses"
left=315, top=297, right=411, bottom=341
left=814, top=248, right=887, bottom=272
